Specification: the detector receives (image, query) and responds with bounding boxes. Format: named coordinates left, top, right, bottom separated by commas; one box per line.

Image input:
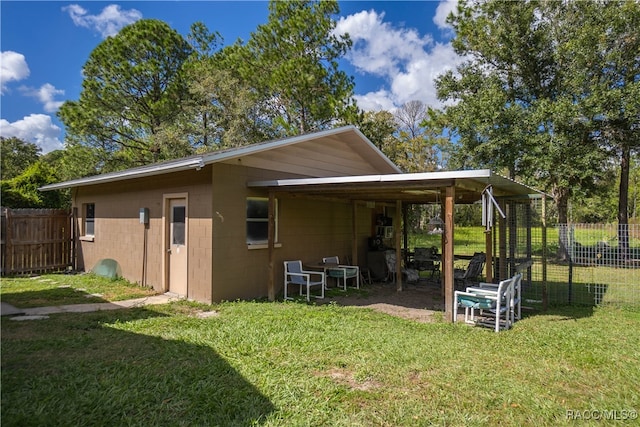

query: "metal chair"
left=284, top=260, right=325, bottom=301
left=454, top=252, right=486, bottom=288
left=322, top=256, right=360, bottom=290
left=344, top=255, right=372, bottom=285
left=413, top=246, right=440, bottom=278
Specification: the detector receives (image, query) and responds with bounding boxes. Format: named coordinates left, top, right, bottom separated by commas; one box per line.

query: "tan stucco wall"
left=210, top=162, right=375, bottom=301
left=74, top=161, right=380, bottom=304
left=74, top=168, right=213, bottom=301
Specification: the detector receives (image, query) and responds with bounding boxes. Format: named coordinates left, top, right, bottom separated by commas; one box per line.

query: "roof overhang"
left=248, top=169, right=542, bottom=204
left=39, top=126, right=400, bottom=191
left=39, top=157, right=206, bottom=191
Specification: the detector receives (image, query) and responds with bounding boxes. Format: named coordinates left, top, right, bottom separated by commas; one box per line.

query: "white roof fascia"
left=350, top=126, right=402, bottom=173
left=39, top=157, right=204, bottom=191
left=40, top=125, right=400, bottom=191
left=249, top=169, right=493, bottom=188
left=248, top=169, right=541, bottom=197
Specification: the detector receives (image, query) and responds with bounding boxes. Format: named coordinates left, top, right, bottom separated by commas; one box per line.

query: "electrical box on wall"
left=139, top=208, right=149, bottom=224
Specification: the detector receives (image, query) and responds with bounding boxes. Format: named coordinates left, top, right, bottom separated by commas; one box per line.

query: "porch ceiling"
left=248, top=169, right=541, bottom=204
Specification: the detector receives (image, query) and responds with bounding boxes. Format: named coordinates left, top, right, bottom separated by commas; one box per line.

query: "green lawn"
left=0, top=273, right=158, bottom=308
left=2, top=274, right=639, bottom=426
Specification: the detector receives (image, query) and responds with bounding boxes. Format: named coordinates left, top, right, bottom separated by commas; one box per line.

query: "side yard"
left=0, top=273, right=158, bottom=308
left=1, top=274, right=639, bottom=426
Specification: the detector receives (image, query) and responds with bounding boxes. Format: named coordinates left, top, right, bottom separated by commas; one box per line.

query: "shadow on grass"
left=527, top=305, right=597, bottom=321
left=1, top=307, right=275, bottom=425
left=1, top=287, right=113, bottom=309
left=524, top=279, right=640, bottom=312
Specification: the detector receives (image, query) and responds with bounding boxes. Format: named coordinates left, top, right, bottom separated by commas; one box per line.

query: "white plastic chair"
left=322, top=256, right=360, bottom=290
left=470, top=273, right=523, bottom=325
left=454, top=275, right=515, bottom=332
left=284, top=260, right=325, bottom=301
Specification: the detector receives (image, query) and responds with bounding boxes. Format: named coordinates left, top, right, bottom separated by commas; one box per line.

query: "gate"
left=1, top=208, right=73, bottom=276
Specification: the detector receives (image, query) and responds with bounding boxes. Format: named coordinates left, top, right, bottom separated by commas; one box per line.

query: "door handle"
left=167, top=248, right=172, bottom=254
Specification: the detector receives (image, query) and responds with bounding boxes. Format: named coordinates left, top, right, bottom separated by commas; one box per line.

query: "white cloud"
left=19, top=83, right=65, bottom=113
left=63, top=4, right=142, bottom=38
left=1, top=51, right=30, bottom=94
left=334, top=7, right=464, bottom=111
left=433, top=0, right=458, bottom=30
left=335, top=10, right=433, bottom=77
left=353, top=89, right=397, bottom=112
left=0, top=114, right=63, bottom=153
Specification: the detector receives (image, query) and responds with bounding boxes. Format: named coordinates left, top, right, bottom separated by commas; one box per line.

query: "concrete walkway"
left=1, top=294, right=182, bottom=320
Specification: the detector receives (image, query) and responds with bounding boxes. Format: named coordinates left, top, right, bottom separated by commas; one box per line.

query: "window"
left=246, top=197, right=277, bottom=245
left=172, top=205, right=186, bottom=245
left=84, top=203, right=95, bottom=236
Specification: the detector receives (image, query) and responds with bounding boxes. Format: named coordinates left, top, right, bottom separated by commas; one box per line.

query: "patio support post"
left=508, top=201, right=517, bottom=276
left=498, top=200, right=507, bottom=280
left=441, top=195, right=446, bottom=298
left=352, top=201, right=358, bottom=268
left=403, top=204, right=409, bottom=265
left=267, top=191, right=276, bottom=301
left=485, top=228, right=493, bottom=283
left=395, top=200, right=403, bottom=292
left=444, top=186, right=455, bottom=322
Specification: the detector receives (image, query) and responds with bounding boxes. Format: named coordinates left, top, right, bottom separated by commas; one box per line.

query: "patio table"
left=304, top=262, right=343, bottom=289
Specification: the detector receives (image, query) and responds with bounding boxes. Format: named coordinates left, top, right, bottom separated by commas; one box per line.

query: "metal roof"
left=248, top=169, right=542, bottom=204
left=40, top=126, right=400, bottom=191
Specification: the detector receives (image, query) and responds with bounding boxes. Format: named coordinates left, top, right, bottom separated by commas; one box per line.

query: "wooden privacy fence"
left=1, top=208, right=73, bottom=276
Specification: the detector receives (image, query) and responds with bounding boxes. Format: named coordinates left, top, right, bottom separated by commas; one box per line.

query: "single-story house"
left=41, top=126, right=542, bottom=321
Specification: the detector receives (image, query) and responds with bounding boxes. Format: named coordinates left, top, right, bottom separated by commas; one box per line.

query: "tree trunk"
left=618, top=144, right=630, bottom=261
left=554, top=186, right=570, bottom=261
left=203, top=112, right=208, bottom=147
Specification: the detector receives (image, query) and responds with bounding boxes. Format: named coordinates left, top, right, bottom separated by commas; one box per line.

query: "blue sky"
left=1, top=1, right=460, bottom=153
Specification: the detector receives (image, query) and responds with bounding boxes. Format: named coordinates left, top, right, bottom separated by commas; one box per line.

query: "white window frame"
left=246, top=197, right=280, bottom=249
left=80, top=203, right=95, bottom=241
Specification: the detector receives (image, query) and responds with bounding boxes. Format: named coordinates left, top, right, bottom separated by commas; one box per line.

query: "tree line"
left=2, top=0, right=638, bottom=237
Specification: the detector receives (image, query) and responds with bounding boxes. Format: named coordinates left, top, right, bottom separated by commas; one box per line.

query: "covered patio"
left=249, top=169, right=544, bottom=322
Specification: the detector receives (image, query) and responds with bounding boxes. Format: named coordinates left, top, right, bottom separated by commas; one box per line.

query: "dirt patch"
left=319, top=368, right=383, bottom=391
left=195, top=310, right=219, bottom=319
left=324, top=282, right=445, bottom=323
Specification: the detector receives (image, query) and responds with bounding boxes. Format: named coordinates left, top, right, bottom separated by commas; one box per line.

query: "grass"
left=2, top=275, right=639, bottom=426
left=0, top=273, right=158, bottom=308
left=411, top=226, right=640, bottom=259
left=411, top=227, right=640, bottom=308
left=523, top=263, right=640, bottom=307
